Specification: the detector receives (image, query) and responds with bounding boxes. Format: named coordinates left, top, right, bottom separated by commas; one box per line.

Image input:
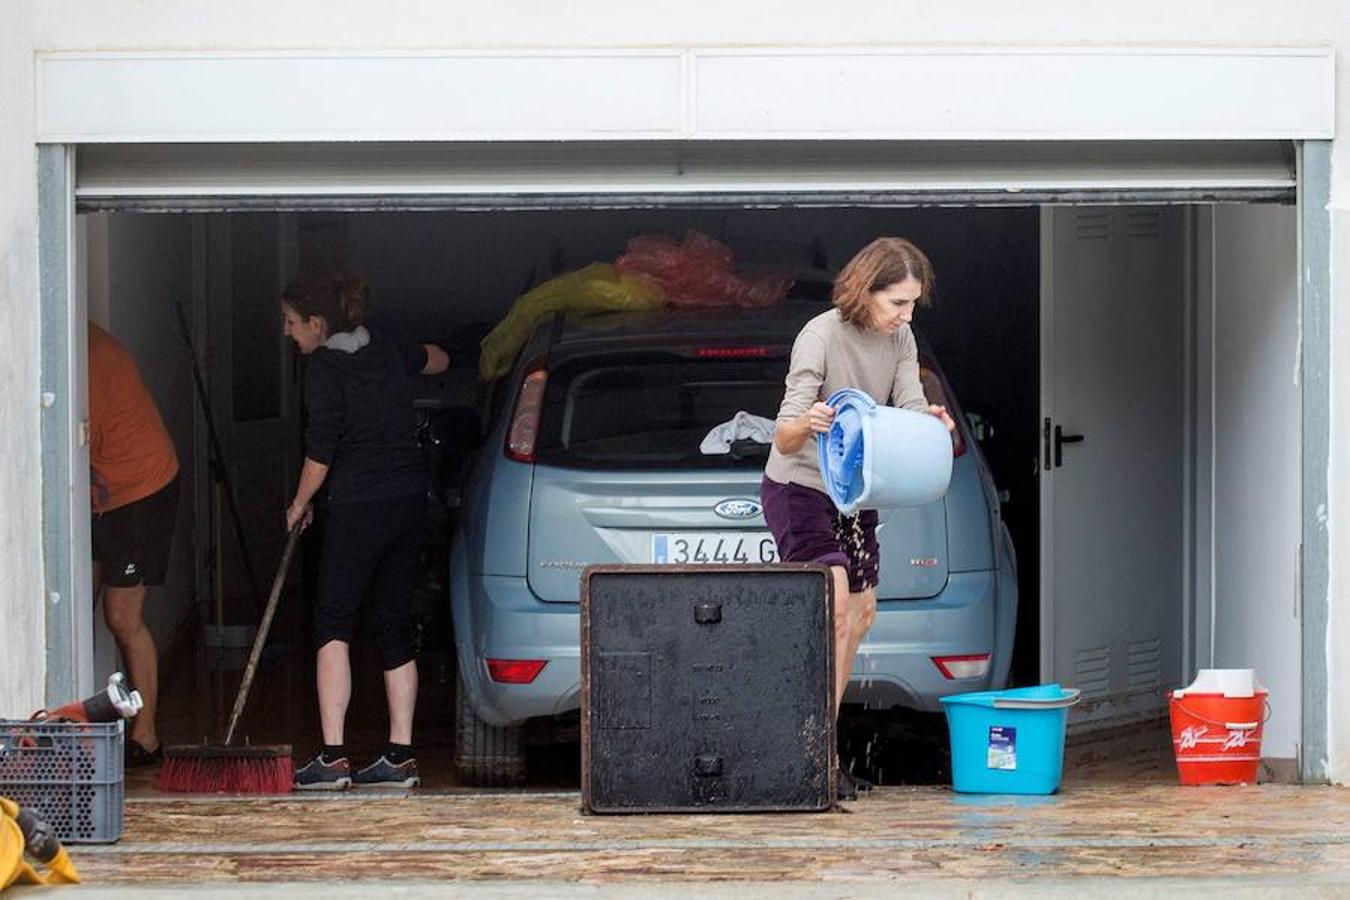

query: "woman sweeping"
left=761, top=237, right=956, bottom=799
left=281, top=275, right=449, bottom=790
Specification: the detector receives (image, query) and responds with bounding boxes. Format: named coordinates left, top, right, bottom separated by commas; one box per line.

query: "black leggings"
left=314, top=493, right=426, bottom=670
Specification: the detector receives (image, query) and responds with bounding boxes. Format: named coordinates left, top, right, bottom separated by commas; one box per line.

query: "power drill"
left=31, top=672, right=143, bottom=724
left=0, top=796, right=81, bottom=887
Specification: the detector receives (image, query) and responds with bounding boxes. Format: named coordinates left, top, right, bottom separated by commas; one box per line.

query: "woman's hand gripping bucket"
left=816, top=388, right=953, bottom=514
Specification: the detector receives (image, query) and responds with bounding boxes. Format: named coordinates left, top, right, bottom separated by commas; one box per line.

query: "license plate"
left=651, top=533, right=779, bottom=565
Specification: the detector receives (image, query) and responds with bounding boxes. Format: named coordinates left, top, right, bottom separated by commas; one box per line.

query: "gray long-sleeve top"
left=763, top=308, right=929, bottom=493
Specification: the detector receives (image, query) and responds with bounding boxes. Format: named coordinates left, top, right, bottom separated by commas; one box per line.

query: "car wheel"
left=453, top=673, right=526, bottom=787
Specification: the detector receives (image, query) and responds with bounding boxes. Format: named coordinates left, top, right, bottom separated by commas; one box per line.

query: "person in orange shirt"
left=88, top=323, right=180, bottom=767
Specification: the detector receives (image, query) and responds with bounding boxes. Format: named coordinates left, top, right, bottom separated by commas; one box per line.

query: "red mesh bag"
left=616, top=229, right=791, bottom=308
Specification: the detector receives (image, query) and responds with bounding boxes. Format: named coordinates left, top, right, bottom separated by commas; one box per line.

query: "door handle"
left=1054, top=425, right=1085, bottom=468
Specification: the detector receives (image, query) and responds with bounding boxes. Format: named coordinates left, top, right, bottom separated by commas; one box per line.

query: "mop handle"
left=223, top=523, right=301, bottom=746
left=172, top=299, right=264, bottom=604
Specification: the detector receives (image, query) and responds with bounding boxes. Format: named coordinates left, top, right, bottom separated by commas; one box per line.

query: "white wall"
left=1330, top=204, right=1349, bottom=784
left=1209, top=204, right=1301, bottom=760
left=0, top=0, right=1346, bottom=776
left=0, top=0, right=44, bottom=717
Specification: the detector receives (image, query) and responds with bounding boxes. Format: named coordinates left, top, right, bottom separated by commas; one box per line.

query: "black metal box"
left=581, top=564, right=835, bottom=813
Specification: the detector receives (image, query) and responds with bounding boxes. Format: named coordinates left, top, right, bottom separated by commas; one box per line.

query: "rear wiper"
left=729, top=438, right=772, bottom=461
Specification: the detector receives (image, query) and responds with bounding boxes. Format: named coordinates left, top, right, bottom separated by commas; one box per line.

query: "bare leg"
left=383, top=660, right=418, bottom=746
left=316, top=640, right=352, bottom=746
left=829, top=565, right=853, bottom=714
left=102, top=584, right=158, bottom=750
left=837, top=585, right=878, bottom=712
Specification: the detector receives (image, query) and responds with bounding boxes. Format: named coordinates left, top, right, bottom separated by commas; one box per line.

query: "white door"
left=1040, top=206, right=1185, bottom=726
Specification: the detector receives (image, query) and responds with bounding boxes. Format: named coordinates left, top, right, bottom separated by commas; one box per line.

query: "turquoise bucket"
left=816, top=388, right=953, bottom=515
left=939, top=684, right=1081, bottom=795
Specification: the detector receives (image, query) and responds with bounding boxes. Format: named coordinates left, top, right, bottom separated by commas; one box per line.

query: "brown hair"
left=280, top=274, right=370, bottom=334
left=832, top=238, right=935, bottom=327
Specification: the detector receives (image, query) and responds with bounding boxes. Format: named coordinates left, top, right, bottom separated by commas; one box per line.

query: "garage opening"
left=69, top=139, right=1302, bottom=789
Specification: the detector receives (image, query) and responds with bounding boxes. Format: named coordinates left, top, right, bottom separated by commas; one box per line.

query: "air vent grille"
left=1074, top=645, right=1111, bottom=698
left=1075, top=212, right=1110, bottom=240
left=1127, top=637, right=1162, bottom=691
left=1126, top=211, right=1162, bottom=238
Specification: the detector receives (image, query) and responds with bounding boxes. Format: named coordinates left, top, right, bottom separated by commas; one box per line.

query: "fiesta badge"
left=714, top=499, right=762, bottom=520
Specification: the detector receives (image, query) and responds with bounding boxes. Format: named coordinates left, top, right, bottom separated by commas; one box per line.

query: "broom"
left=159, top=522, right=301, bottom=793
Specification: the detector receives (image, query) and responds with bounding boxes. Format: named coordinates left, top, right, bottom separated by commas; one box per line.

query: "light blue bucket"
left=815, top=388, right=953, bottom=515
left=939, top=684, right=1082, bottom=795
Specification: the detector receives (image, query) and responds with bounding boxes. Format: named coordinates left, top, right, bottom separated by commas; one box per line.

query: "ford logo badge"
left=714, top=499, right=762, bottom=520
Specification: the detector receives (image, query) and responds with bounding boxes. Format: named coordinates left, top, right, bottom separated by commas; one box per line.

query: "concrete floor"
left=28, top=880, right=1350, bottom=900
left=41, top=606, right=1343, bottom=896
left=47, top=780, right=1350, bottom=897
left=29, top=720, right=1345, bottom=897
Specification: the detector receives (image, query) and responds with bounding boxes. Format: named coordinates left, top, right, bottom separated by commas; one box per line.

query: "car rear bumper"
left=848, top=568, right=1000, bottom=713
left=453, top=569, right=1001, bottom=726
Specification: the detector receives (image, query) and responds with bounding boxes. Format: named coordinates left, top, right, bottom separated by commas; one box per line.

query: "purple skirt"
left=760, top=476, right=879, bottom=594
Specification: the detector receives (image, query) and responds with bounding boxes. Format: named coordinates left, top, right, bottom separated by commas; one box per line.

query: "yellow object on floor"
left=0, top=796, right=80, bottom=889
left=0, top=810, right=21, bottom=889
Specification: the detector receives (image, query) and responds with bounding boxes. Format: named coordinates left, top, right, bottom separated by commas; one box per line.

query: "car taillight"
left=932, top=654, right=991, bottom=679
left=695, top=346, right=771, bottom=359
left=918, top=362, right=967, bottom=458
left=486, top=659, right=548, bottom=684
left=504, top=368, right=547, bottom=463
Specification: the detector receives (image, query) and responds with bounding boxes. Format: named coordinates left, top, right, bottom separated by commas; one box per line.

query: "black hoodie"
left=303, top=325, right=429, bottom=505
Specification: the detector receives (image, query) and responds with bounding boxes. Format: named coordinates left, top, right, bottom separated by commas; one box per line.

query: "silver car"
left=450, top=299, right=1017, bottom=785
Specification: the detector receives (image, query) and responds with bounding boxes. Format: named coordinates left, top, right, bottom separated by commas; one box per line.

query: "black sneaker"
left=293, top=753, right=352, bottom=791
left=125, top=740, right=163, bottom=769
left=352, top=755, right=420, bottom=788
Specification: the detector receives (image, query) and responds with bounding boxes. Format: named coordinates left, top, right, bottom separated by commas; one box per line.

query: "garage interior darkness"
left=76, top=198, right=1301, bottom=785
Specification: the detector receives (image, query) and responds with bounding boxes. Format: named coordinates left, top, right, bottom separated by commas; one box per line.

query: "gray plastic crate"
left=0, top=719, right=124, bottom=844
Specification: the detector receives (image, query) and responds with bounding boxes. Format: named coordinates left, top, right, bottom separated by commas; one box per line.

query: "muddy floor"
left=60, top=570, right=1342, bottom=891
left=70, top=778, right=1350, bottom=886
left=52, top=720, right=1343, bottom=889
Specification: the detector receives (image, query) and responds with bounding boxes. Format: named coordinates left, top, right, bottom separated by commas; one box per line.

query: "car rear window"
left=535, top=353, right=787, bottom=470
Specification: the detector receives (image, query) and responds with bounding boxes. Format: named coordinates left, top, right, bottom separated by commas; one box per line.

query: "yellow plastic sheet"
left=479, top=264, right=664, bottom=381
left=0, top=811, right=21, bottom=890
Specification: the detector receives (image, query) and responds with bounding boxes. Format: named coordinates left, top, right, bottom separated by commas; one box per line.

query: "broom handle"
left=224, top=523, right=301, bottom=746
left=173, top=299, right=264, bottom=609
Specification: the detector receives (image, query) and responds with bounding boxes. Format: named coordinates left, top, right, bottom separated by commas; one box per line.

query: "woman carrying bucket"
left=761, top=237, right=955, bottom=799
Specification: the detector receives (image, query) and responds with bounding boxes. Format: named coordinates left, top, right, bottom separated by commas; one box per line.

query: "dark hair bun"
left=279, top=273, right=372, bottom=333
left=336, top=276, right=370, bottom=329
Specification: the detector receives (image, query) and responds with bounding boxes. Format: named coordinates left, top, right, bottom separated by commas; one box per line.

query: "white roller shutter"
left=75, top=140, right=1295, bottom=212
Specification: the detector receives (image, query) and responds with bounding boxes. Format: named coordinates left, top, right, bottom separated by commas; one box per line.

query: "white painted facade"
left=0, top=0, right=1346, bottom=780
left=35, top=49, right=1332, bottom=143
left=1210, top=205, right=1303, bottom=759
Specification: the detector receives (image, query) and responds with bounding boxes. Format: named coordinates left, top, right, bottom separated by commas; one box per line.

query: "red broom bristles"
left=158, top=754, right=294, bottom=794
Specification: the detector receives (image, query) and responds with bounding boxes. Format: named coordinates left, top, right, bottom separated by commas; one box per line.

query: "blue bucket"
left=816, top=388, right=952, bottom=515
left=939, top=684, right=1081, bottom=795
